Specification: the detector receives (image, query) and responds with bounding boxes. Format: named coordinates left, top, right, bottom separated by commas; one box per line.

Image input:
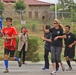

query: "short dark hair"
left=6, top=17, right=12, bottom=22
left=65, top=25, right=70, bottom=29
left=21, top=27, right=26, bottom=31
left=45, top=25, right=50, bottom=29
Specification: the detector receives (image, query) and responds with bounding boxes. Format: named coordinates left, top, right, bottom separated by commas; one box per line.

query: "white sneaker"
left=62, top=66, right=65, bottom=71
left=50, top=71, right=57, bottom=75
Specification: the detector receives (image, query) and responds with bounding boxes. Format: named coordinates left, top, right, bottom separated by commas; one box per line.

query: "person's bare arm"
left=54, top=35, right=66, bottom=41
left=42, top=37, right=52, bottom=42
left=68, top=41, right=76, bottom=48
left=6, top=35, right=17, bottom=40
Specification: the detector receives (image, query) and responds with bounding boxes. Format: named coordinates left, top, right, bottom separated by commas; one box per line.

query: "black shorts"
left=4, top=49, right=15, bottom=57
left=64, top=47, right=75, bottom=58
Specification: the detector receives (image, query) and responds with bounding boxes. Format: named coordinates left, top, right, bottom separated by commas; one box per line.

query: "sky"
left=38, top=0, right=58, bottom=4
left=39, top=0, right=76, bottom=4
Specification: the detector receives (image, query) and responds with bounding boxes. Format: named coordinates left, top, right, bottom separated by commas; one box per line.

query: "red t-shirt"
left=2, top=26, right=18, bottom=50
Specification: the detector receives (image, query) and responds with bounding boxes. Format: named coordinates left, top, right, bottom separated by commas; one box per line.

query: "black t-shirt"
left=49, top=28, right=64, bottom=47
left=64, top=32, right=76, bottom=48
left=44, top=32, right=52, bottom=50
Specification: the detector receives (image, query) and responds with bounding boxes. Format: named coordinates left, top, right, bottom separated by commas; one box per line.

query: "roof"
left=24, top=0, right=54, bottom=6
left=3, top=0, right=16, bottom=3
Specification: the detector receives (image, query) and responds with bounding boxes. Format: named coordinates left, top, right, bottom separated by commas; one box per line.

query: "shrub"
left=26, top=36, right=40, bottom=62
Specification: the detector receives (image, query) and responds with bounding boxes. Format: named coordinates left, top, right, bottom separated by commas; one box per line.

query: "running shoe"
left=66, top=67, right=72, bottom=71
left=62, top=66, right=65, bottom=71
left=18, top=60, right=22, bottom=67
left=3, top=69, right=9, bottom=73
left=42, top=67, right=49, bottom=70
left=50, top=71, right=57, bottom=75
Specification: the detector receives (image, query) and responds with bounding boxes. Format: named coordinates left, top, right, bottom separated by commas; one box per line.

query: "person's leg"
left=66, top=48, right=75, bottom=71
left=10, top=50, right=22, bottom=67
left=45, top=49, right=49, bottom=69
left=4, top=49, right=9, bottom=73
left=50, top=63, right=57, bottom=75
left=56, top=47, right=65, bottom=71
left=42, top=49, right=49, bottom=70
left=10, top=50, right=18, bottom=61
left=56, top=47, right=62, bottom=63
left=55, top=51, right=59, bottom=71
left=51, top=46, right=56, bottom=74
left=60, top=61, right=65, bottom=71
left=22, top=44, right=26, bottom=63
left=56, top=61, right=59, bottom=71
left=22, top=50, right=26, bottom=64
left=18, top=50, right=22, bottom=61
left=66, top=56, right=72, bottom=71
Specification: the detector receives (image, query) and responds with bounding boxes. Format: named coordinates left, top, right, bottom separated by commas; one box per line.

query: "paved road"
left=0, top=61, right=76, bottom=75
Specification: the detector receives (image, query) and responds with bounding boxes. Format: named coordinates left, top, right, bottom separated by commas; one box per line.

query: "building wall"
left=2, top=3, right=51, bottom=21
left=23, top=5, right=51, bottom=20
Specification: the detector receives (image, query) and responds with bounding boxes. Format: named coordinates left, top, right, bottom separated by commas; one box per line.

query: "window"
left=35, top=11, right=38, bottom=19
left=29, top=11, right=32, bottom=19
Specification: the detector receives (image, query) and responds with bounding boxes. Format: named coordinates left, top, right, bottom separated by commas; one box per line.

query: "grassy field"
left=0, top=20, right=76, bottom=61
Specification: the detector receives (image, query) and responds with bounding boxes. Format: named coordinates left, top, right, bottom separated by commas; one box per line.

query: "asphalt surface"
left=0, top=61, right=76, bottom=75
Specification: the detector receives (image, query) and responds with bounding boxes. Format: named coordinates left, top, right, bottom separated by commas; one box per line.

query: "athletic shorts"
left=4, top=49, right=15, bottom=57
left=64, top=47, right=75, bottom=58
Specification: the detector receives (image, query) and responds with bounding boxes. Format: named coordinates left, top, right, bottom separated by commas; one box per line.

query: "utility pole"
left=55, top=3, right=57, bottom=19
left=49, top=0, right=58, bottom=19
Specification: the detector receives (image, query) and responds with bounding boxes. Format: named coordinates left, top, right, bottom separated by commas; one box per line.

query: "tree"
left=0, top=2, right=4, bottom=17
left=70, top=9, right=76, bottom=22
left=14, top=0, right=26, bottom=20
left=58, top=0, right=76, bottom=12
left=58, top=0, right=76, bottom=22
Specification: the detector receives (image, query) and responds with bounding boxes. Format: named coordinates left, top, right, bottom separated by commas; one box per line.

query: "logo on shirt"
left=57, top=31, right=60, bottom=34
left=68, top=35, right=71, bottom=38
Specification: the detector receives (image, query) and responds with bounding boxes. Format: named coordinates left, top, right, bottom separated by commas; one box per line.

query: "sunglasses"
left=54, top=23, right=57, bottom=24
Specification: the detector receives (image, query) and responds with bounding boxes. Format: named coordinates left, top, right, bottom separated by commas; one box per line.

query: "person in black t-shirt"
left=42, top=19, right=66, bottom=75
left=42, top=25, right=52, bottom=70
left=64, top=25, right=76, bottom=71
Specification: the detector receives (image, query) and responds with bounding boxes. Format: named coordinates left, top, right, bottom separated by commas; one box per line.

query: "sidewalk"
left=0, top=61, right=76, bottom=75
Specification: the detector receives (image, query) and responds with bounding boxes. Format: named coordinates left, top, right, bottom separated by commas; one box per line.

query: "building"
left=1, top=0, right=54, bottom=20
left=24, top=0, right=54, bottom=20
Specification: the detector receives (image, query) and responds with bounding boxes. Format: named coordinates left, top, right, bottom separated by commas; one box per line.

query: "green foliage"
left=26, top=36, right=40, bottom=62
left=73, top=30, right=76, bottom=35
left=70, top=10, right=76, bottom=22
left=14, top=0, right=26, bottom=11
left=32, top=24, right=37, bottom=32
left=58, top=0, right=76, bottom=12
left=50, top=5, right=61, bottom=11
left=0, top=2, right=4, bottom=17
left=14, top=0, right=26, bottom=20
left=50, top=6, right=55, bottom=11
left=57, top=0, right=76, bottom=22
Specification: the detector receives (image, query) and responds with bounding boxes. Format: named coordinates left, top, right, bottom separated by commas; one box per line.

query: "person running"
left=64, top=25, right=76, bottom=71
left=42, top=25, right=52, bottom=70
left=42, top=19, right=65, bottom=75
left=18, top=27, right=28, bottom=64
left=0, top=17, right=22, bottom=73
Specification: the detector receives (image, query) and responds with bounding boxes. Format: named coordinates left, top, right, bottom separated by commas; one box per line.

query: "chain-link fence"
left=0, top=10, right=76, bottom=27
left=0, top=10, right=76, bottom=60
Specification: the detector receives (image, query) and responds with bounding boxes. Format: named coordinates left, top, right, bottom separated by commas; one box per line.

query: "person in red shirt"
left=0, top=17, right=22, bottom=73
